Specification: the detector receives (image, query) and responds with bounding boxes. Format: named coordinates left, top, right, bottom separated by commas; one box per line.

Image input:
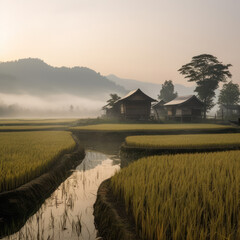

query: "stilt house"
left=108, top=89, right=157, bottom=120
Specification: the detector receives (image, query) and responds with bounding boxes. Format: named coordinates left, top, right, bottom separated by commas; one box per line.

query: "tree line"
left=105, top=54, right=240, bottom=119
left=178, top=54, right=239, bottom=119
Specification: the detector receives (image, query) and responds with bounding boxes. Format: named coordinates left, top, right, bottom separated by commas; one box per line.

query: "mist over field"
left=0, top=58, right=126, bottom=117
left=0, top=58, right=195, bottom=118
left=0, top=93, right=105, bottom=118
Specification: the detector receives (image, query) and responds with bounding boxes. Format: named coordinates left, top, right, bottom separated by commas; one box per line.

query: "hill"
left=0, top=58, right=127, bottom=100
left=0, top=58, right=196, bottom=117
left=0, top=59, right=129, bottom=117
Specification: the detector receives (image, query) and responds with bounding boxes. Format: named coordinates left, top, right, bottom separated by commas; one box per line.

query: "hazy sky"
left=1, top=0, right=240, bottom=85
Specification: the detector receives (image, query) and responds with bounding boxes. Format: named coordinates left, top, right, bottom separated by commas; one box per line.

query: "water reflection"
left=4, top=151, right=120, bottom=240
left=74, top=132, right=126, bottom=156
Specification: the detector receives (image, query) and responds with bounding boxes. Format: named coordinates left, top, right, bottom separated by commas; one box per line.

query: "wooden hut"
left=164, top=95, right=204, bottom=121
left=111, top=89, right=157, bottom=120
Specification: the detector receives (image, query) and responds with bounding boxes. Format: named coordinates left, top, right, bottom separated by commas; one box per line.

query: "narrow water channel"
left=4, top=151, right=120, bottom=240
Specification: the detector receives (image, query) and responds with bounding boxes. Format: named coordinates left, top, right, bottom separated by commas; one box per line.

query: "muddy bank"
left=0, top=134, right=85, bottom=238
left=120, top=143, right=240, bottom=166
left=72, top=128, right=240, bottom=157
left=94, top=179, right=139, bottom=240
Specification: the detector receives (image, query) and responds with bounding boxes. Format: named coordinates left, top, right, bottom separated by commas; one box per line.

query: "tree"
left=158, top=80, right=178, bottom=102
left=218, top=81, right=240, bottom=106
left=69, top=105, right=74, bottom=112
left=102, top=93, right=121, bottom=110
left=178, top=54, right=232, bottom=119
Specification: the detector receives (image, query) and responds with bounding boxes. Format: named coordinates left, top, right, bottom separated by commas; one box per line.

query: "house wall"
left=122, top=101, right=151, bottom=120
left=180, top=98, right=203, bottom=117
left=109, top=90, right=156, bottom=120
left=166, top=98, right=203, bottom=120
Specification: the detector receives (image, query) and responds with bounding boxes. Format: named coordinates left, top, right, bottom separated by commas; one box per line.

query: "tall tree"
left=178, top=54, right=232, bottom=118
left=218, top=81, right=240, bottom=106
left=102, top=93, right=121, bottom=110
left=158, top=80, right=178, bottom=102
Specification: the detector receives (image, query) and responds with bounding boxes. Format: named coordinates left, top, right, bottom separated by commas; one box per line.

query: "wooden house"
left=151, top=100, right=167, bottom=120
left=108, top=89, right=157, bottom=120
left=164, top=95, right=204, bottom=121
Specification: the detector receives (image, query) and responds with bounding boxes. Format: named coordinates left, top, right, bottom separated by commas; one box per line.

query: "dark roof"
left=152, top=100, right=166, bottom=108
left=164, top=95, right=204, bottom=106
left=115, top=88, right=157, bottom=103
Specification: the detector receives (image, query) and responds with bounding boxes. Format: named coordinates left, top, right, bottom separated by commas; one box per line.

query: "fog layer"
left=0, top=93, right=105, bottom=118
left=0, top=58, right=127, bottom=117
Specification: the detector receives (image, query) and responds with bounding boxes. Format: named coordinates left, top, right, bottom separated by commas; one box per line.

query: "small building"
left=218, top=104, right=240, bottom=120
left=151, top=100, right=167, bottom=120
left=108, top=89, right=157, bottom=120
left=164, top=95, right=204, bottom=121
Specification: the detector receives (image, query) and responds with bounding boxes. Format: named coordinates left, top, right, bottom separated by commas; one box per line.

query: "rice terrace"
left=0, top=118, right=240, bottom=239
left=0, top=131, right=76, bottom=192
left=1, top=1, right=240, bottom=239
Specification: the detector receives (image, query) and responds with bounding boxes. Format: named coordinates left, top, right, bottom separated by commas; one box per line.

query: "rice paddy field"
left=0, top=118, right=78, bottom=125
left=0, top=118, right=81, bottom=131
left=0, top=125, right=68, bottom=131
left=111, top=151, right=240, bottom=240
left=0, top=131, right=76, bottom=193
left=72, top=123, right=234, bottom=131
left=125, top=133, right=240, bottom=149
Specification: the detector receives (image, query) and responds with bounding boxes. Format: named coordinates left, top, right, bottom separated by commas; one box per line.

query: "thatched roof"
left=115, top=88, right=157, bottom=104
left=164, top=95, right=203, bottom=106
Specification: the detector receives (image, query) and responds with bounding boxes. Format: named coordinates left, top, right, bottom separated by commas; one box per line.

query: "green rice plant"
left=111, top=151, right=240, bottom=240
left=71, top=123, right=234, bottom=132
left=125, top=133, right=240, bottom=149
left=0, top=131, right=76, bottom=192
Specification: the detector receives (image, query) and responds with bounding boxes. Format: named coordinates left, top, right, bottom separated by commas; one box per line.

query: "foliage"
left=0, top=131, right=76, bottom=192
left=218, top=81, right=240, bottom=106
left=178, top=54, right=232, bottom=118
left=102, top=93, right=121, bottom=110
left=111, top=151, right=240, bottom=240
left=158, top=80, right=178, bottom=102
left=125, top=133, right=240, bottom=149
left=72, top=123, right=233, bottom=131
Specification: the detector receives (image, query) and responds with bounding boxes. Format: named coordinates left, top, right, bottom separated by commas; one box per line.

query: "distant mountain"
left=0, top=58, right=198, bottom=117
left=0, top=58, right=127, bottom=100
left=107, top=74, right=195, bottom=99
